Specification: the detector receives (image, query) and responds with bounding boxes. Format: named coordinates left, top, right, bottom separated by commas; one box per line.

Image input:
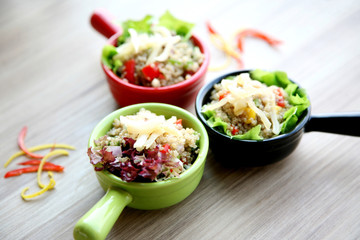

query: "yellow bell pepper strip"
left=37, top=150, right=69, bottom=189
left=18, top=126, right=43, bottom=159
left=4, top=143, right=75, bottom=168
left=206, top=21, right=244, bottom=70
left=21, top=172, right=56, bottom=200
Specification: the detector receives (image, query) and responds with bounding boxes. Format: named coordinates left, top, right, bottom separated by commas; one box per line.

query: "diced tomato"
left=160, top=144, right=170, bottom=153
left=231, top=126, right=239, bottom=135
left=175, top=119, right=182, bottom=126
left=219, top=91, right=230, bottom=100
left=124, top=59, right=136, bottom=83
left=274, top=88, right=286, bottom=107
left=158, top=73, right=165, bottom=80
left=142, top=62, right=162, bottom=81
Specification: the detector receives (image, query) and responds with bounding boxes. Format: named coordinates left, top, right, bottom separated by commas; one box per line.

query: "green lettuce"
left=102, top=45, right=122, bottom=73
left=115, top=11, right=194, bottom=45
left=232, top=125, right=263, bottom=141
left=202, top=109, right=263, bottom=140
left=158, top=11, right=194, bottom=40
left=117, top=15, right=153, bottom=45
left=250, top=69, right=310, bottom=133
left=280, top=107, right=298, bottom=133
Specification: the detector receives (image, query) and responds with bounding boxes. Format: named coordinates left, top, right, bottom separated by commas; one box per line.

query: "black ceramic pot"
left=195, top=70, right=360, bottom=167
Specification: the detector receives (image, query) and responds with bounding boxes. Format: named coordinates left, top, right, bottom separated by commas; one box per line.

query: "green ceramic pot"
left=73, top=103, right=209, bottom=240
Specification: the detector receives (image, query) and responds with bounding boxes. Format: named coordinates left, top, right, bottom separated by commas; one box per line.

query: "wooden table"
left=1, top=1, right=359, bottom=239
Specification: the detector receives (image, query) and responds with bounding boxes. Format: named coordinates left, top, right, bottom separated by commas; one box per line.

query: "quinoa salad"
left=102, top=11, right=204, bottom=88
left=202, top=70, right=310, bottom=140
left=87, top=108, right=200, bottom=182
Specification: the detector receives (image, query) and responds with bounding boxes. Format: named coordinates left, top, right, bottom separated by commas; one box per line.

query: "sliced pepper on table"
left=236, top=28, right=282, bottom=52
left=18, top=126, right=43, bottom=159
left=4, top=165, right=64, bottom=178
left=18, top=159, right=60, bottom=167
left=205, top=21, right=244, bottom=70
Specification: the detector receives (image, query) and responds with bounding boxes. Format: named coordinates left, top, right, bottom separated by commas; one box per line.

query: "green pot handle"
left=73, top=188, right=133, bottom=240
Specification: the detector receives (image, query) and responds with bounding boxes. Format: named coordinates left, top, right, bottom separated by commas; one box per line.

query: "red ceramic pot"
left=90, top=9, right=210, bottom=108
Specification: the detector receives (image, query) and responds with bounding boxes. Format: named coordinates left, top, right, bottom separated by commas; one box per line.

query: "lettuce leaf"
left=202, top=109, right=263, bottom=140
left=250, top=69, right=310, bottom=134
left=275, top=71, right=292, bottom=88
left=232, top=125, right=263, bottom=141
left=281, top=107, right=298, bottom=133
left=202, top=109, right=230, bottom=136
left=250, top=69, right=278, bottom=86
left=158, top=11, right=194, bottom=40
left=102, top=45, right=120, bottom=73
left=117, top=15, right=153, bottom=45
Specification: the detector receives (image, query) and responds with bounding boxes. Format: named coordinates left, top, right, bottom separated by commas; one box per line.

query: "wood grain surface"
left=1, top=0, right=359, bottom=239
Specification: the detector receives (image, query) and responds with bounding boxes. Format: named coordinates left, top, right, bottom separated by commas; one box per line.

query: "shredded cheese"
left=207, top=73, right=283, bottom=134
left=128, top=28, right=140, bottom=53
left=120, top=110, right=182, bottom=151
left=113, top=26, right=180, bottom=64
left=4, top=143, right=76, bottom=168
left=154, top=35, right=181, bottom=62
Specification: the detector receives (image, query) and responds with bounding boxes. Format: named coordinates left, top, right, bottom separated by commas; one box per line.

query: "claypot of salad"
left=74, top=103, right=209, bottom=240
left=195, top=69, right=360, bottom=167
left=90, top=9, right=209, bottom=108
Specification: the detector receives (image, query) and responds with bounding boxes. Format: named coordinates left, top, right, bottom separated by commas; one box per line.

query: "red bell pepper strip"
left=123, top=59, right=136, bottom=83
left=236, top=29, right=282, bottom=52
left=206, top=21, right=218, bottom=35
left=18, top=126, right=43, bottom=159
left=4, top=165, right=64, bottom=178
left=141, top=63, right=162, bottom=81
left=18, top=159, right=60, bottom=167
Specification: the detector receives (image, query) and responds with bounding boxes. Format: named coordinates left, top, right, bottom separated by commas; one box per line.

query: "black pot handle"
left=304, top=112, right=360, bottom=137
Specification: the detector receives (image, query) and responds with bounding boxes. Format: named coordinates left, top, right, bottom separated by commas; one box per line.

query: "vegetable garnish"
left=206, top=22, right=282, bottom=71
left=158, top=10, right=195, bottom=40
left=17, top=159, right=60, bottom=166
left=235, top=28, right=282, bottom=52
left=206, top=21, right=244, bottom=71
left=4, top=165, right=64, bottom=178
left=4, top=126, right=75, bottom=200
left=4, top=143, right=75, bottom=168
left=37, top=150, right=69, bottom=189
left=18, top=126, right=43, bottom=159
left=21, top=172, right=56, bottom=200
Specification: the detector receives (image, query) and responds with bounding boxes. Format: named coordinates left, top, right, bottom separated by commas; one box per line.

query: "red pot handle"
left=90, top=8, right=122, bottom=38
